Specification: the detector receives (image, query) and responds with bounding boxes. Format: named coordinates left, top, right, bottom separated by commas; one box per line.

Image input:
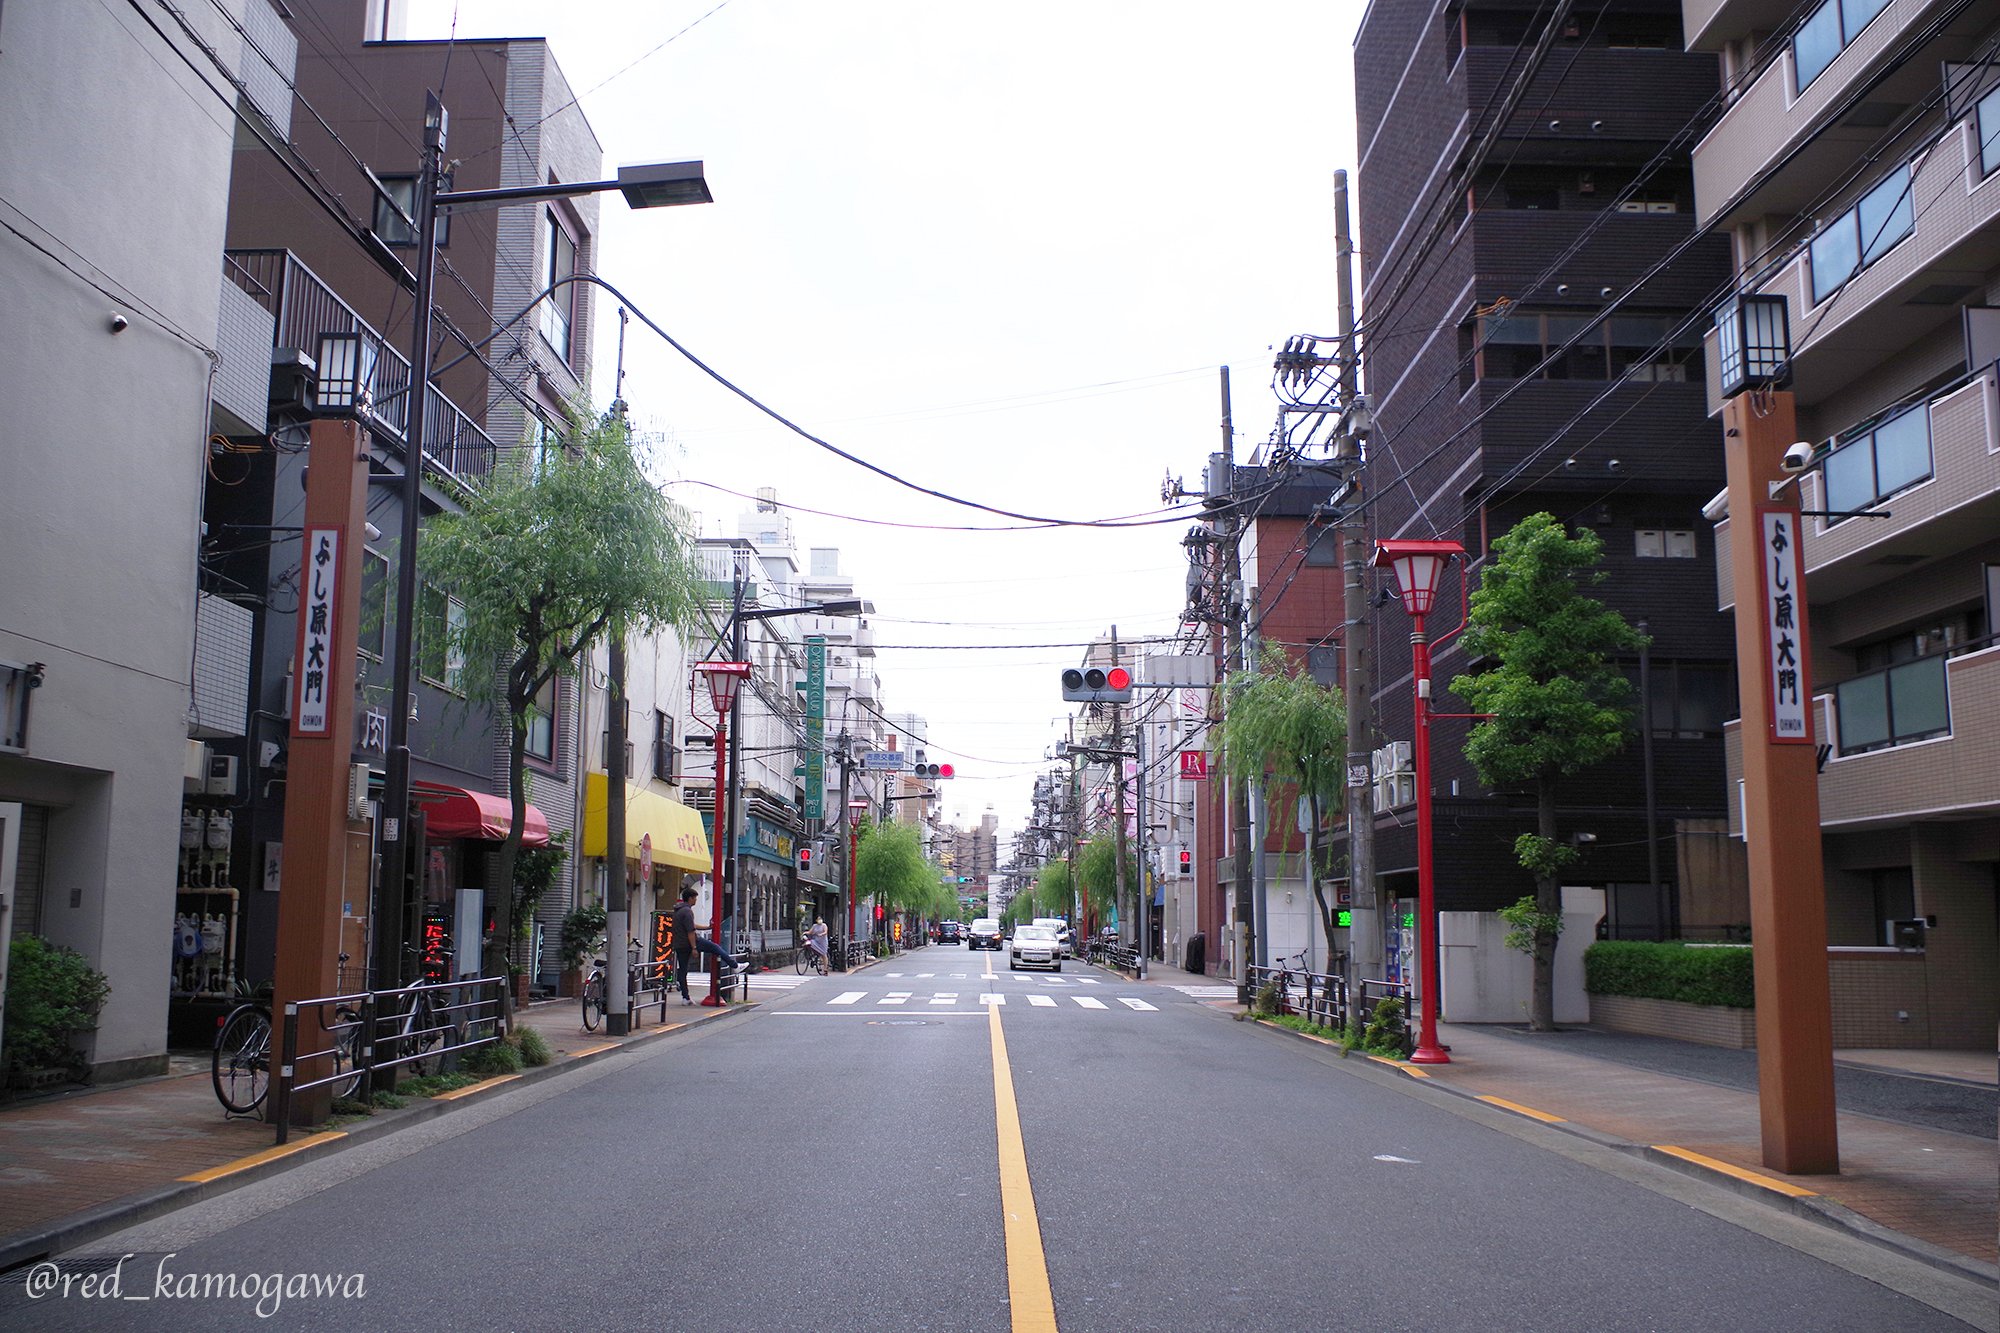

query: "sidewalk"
left=1153, top=958, right=1997, bottom=1282
left=0, top=969, right=767, bottom=1271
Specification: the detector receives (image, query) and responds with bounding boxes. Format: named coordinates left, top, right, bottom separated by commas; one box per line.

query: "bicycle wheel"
left=402, top=992, right=444, bottom=1076
left=330, top=1006, right=363, bottom=1101
left=814, top=951, right=829, bottom=977
left=580, top=975, right=604, bottom=1032
left=212, top=1004, right=272, bottom=1115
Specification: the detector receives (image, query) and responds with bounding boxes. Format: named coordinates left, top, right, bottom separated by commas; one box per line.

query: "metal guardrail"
left=1246, top=965, right=1347, bottom=1028
left=271, top=976, right=506, bottom=1144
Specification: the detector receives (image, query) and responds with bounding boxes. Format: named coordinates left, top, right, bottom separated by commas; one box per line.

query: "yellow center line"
left=988, top=998, right=1058, bottom=1333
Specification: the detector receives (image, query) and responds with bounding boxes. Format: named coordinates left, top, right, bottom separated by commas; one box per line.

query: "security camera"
left=1782, top=441, right=1814, bottom=473
left=109, top=313, right=129, bottom=334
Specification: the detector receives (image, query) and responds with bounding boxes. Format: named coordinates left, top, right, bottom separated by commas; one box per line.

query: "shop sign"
left=1756, top=506, right=1812, bottom=744
left=1179, top=751, right=1208, bottom=780
left=804, top=638, right=825, bottom=819
left=292, top=527, right=340, bottom=736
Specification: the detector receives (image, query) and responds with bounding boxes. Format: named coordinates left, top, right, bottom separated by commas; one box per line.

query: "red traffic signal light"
left=1060, top=664, right=1134, bottom=703
left=913, top=762, right=956, bottom=779
left=1178, top=848, right=1192, bottom=876
left=797, top=844, right=813, bottom=874
left=874, top=904, right=885, bottom=921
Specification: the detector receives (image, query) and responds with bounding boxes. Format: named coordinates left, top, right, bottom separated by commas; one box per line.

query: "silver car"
left=1008, top=923, right=1062, bottom=972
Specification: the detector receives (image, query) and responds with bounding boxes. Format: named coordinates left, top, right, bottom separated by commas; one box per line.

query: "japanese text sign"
left=1756, top=507, right=1812, bottom=744
left=293, top=527, right=340, bottom=736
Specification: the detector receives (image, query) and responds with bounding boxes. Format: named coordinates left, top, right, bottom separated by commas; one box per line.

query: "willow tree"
left=855, top=820, right=941, bottom=935
left=1074, top=834, right=1131, bottom=930
left=421, top=404, right=702, bottom=969
left=1449, top=512, right=1644, bottom=1032
left=1034, top=860, right=1074, bottom=922
left=1214, top=663, right=1346, bottom=981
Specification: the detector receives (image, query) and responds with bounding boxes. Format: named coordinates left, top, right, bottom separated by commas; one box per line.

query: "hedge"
left=1583, top=941, right=1754, bottom=1009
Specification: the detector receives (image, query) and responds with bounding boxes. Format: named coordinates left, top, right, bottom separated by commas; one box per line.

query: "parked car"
left=967, top=918, right=1004, bottom=950
left=936, top=920, right=964, bottom=944
left=1032, top=917, right=1075, bottom=957
left=1009, top=924, right=1062, bottom=972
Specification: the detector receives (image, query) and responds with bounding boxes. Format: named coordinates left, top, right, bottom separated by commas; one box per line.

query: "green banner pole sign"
left=804, top=636, right=826, bottom=820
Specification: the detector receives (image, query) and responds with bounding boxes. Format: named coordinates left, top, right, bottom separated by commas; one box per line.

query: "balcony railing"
left=1834, top=652, right=1949, bottom=755
left=223, top=249, right=495, bottom=486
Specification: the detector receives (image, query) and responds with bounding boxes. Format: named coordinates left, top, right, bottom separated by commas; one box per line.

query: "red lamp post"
left=694, top=661, right=750, bottom=1005
left=1372, top=538, right=1465, bottom=1065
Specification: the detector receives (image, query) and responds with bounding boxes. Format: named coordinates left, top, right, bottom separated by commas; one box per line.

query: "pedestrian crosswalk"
left=810, top=989, right=1159, bottom=1013
left=879, top=972, right=1102, bottom=984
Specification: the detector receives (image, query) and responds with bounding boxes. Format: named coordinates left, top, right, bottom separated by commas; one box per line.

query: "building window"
left=1823, top=402, right=1931, bottom=520
left=1836, top=655, right=1948, bottom=754
left=1635, top=528, right=1697, bottom=559
left=371, top=175, right=449, bottom=247
left=540, top=206, right=579, bottom=363
left=1808, top=165, right=1913, bottom=304
left=1794, top=0, right=1890, bottom=94
left=1307, top=639, right=1340, bottom=688
left=654, top=711, right=676, bottom=781
left=1472, top=309, right=1699, bottom=382
left=1979, top=85, right=2000, bottom=177
left=525, top=675, right=559, bottom=763
left=359, top=548, right=388, bottom=659
left=1638, top=661, right=1735, bottom=739
left=1304, top=525, right=1340, bottom=567
left=417, top=586, right=465, bottom=694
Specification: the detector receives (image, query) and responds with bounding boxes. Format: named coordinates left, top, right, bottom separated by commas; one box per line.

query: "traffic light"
left=1061, top=665, right=1133, bottom=703
left=912, top=762, right=954, bottom=779
left=874, top=904, right=885, bottom=921
left=797, top=843, right=814, bottom=875
left=1178, top=847, right=1192, bottom=876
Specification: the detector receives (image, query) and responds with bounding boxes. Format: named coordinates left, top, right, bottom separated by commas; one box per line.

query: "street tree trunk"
left=1530, top=778, right=1560, bottom=1032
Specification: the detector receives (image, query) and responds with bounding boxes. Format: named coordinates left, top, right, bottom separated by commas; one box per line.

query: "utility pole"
left=1220, top=367, right=1255, bottom=1005
left=833, top=730, right=854, bottom=969
left=604, top=321, right=633, bottom=1034
left=1334, top=167, right=1380, bottom=1033
left=1110, top=626, right=1131, bottom=948
left=1134, top=698, right=1149, bottom=975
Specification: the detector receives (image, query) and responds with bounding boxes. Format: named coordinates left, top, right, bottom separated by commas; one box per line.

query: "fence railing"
left=271, top=975, right=507, bottom=1144
left=1246, top=965, right=1347, bottom=1029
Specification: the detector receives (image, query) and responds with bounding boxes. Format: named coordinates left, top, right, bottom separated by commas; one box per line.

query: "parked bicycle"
left=1265, top=948, right=1311, bottom=1017
left=211, top=982, right=360, bottom=1116
left=583, top=939, right=674, bottom=1031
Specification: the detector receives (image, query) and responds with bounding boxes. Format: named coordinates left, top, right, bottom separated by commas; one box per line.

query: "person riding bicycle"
left=807, top=917, right=829, bottom=963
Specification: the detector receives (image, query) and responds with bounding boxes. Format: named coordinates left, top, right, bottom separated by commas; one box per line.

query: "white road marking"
left=1119, top=998, right=1158, bottom=1011
left=1027, top=995, right=1057, bottom=1008
left=829, top=991, right=865, bottom=1005
left=880, top=992, right=912, bottom=1006
left=1073, top=996, right=1108, bottom=1009
left=1374, top=1154, right=1420, bottom=1164
left=930, top=993, right=958, bottom=1005
left=1170, top=985, right=1240, bottom=999
left=980, top=993, right=1005, bottom=1005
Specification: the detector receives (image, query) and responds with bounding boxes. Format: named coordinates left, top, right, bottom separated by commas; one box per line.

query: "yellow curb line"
left=1367, top=1055, right=1429, bottom=1078
left=1654, top=1145, right=1819, bottom=1198
left=569, top=1042, right=617, bottom=1057
left=178, top=1131, right=347, bottom=1184
left=988, top=1000, right=1058, bottom=1332
left=1477, top=1094, right=1567, bottom=1124
left=430, top=1074, right=521, bottom=1102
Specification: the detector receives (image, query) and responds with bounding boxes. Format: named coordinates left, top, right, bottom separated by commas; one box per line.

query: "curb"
left=0, top=1000, right=745, bottom=1273
left=1239, top=1013, right=1999, bottom=1291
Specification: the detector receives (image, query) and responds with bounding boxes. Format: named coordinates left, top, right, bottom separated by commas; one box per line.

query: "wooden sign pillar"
left=1721, top=390, right=1839, bottom=1175
left=272, top=418, right=370, bottom=1125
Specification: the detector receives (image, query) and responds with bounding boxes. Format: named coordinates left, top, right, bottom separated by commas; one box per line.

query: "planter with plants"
left=1584, top=940, right=1756, bottom=1048
left=4, top=937, right=112, bottom=1091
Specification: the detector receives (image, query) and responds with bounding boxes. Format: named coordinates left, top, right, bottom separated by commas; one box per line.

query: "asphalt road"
left=0, top=945, right=1988, bottom=1332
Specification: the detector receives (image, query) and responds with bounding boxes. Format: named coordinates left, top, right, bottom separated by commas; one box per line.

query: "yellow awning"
left=583, top=772, right=711, bottom=871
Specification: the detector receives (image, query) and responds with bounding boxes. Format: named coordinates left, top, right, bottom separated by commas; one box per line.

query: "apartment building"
left=1690, top=0, right=2000, bottom=1047
left=1351, top=3, right=1737, bottom=974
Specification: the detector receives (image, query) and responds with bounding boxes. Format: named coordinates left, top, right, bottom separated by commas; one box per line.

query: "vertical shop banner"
left=292, top=527, right=340, bottom=736
left=1756, top=507, right=1812, bottom=743
left=804, top=636, right=826, bottom=819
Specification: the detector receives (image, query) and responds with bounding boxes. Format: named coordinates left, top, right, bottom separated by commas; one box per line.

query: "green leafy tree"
left=1214, top=663, right=1347, bottom=997
left=1449, top=513, right=1645, bottom=1031
left=1034, top=860, right=1074, bottom=922
left=420, top=404, right=703, bottom=966
left=856, top=820, right=941, bottom=920
left=1074, top=834, right=1131, bottom=925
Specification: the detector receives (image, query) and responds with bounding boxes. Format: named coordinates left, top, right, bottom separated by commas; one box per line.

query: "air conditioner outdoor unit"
left=270, top=347, right=316, bottom=411
left=1386, top=740, right=1413, bottom=773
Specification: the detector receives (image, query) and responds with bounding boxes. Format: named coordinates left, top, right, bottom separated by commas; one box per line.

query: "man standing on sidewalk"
left=671, top=887, right=734, bottom=1003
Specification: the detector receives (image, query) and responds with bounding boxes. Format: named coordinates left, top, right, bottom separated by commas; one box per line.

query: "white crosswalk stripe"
left=791, top=988, right=1168, bottom=1015
left=980, top=993, right=1004, bottom=1005
left=930, top=993, right=958, bottom=1005
left=1027, top=994, right=1057, bottom=1007
left=829, top=991, right=865, bottom=1005
left=1072, top=996, right=1107, bottom=1009
left=1119, top=998, right=1158, bottom=1011
left=1170, top=985, right=1240, bottom=999
left=880, top=992, right=912, bottom=1005
left=747, top=974, right=812, bottom=990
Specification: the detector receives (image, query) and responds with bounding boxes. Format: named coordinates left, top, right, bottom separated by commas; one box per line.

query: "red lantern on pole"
left=1372, top=539, right=1465, bottom=1065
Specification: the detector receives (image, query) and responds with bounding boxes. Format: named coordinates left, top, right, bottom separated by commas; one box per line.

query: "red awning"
left=413, top=782, right=550, bottom=847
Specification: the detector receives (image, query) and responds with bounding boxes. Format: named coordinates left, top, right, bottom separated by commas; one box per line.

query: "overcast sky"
left=401, top=1, right=1362, bottom=838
